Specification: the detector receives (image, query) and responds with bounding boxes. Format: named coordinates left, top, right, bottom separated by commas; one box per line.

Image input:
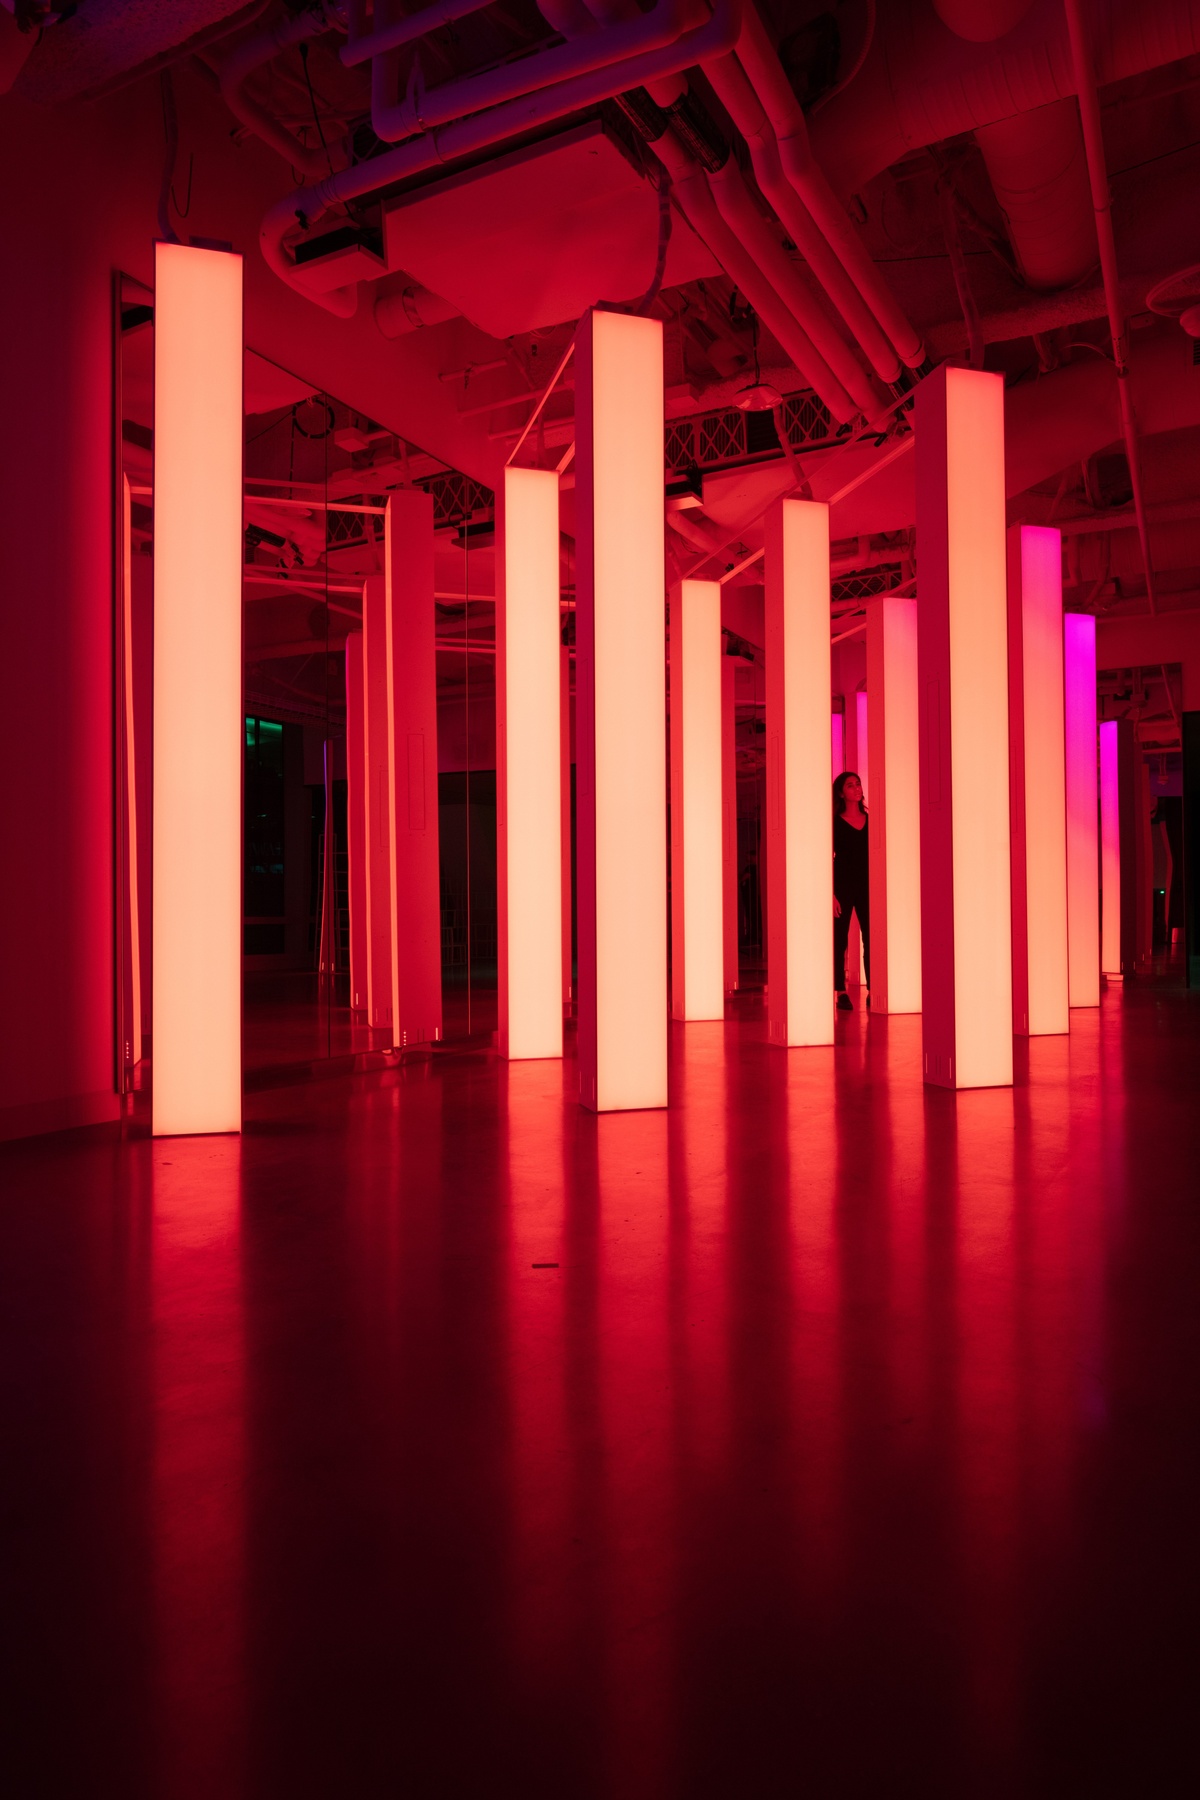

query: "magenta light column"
left=1007, top=526, right=1069, bottom=1036
left=574, top=307, right=667, bottom=1112
left=361, top=574, right=394, bottom=1032
left=345, top=630, right=368, bottom=1015
left=866, top=594, right=921, bottom=1015
left=385, top=490, right=443, bottom=1048
left=560, top=642, right=574, bottom=1009
left=765, top=497, right=833, bottom=1048
left=671, top=579, right=724, bottom=1021
left=722, top=654, right=739, bottom=994
left=1064, top=610, right=1100, bottom=1007
left=916, top=365, right=1012, bottom=1089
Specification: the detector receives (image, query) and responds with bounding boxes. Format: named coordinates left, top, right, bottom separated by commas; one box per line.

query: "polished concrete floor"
left=3, top=980, right=1199, bottom=1798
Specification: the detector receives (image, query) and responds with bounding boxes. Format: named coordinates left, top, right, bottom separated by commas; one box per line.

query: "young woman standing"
left=833, top=770, right=869, bottom=1011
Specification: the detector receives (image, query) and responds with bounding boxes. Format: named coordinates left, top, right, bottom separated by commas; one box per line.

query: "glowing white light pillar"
left=766, top=498, right=833, bottom=1048
left=362, top=574, right=393, bottom=1031
left=1099, top=718, right=1121, bottom=975
left=1064, top=610, right=1100, bottom=1007
left=345, top=631, right=368, bottom=1015
left=866, top=594, right=922, bottom=1014
left=916, top=365, right=1012, bottom=1089
left=575, top=308, right=667, bottom=1111
left=671, top=579, right=724, bottom=1020
left=152, top=242, right=242, bottom=1136
left=499, top=466, right=562, bottom=1060
left=1007, top=526, right=1069, bottom=1036
left=385, top=490, right=442, bottom=1048
left=722, top=655, right=739, bottom=993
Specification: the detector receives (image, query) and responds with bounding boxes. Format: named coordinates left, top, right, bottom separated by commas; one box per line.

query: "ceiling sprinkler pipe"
left=261, top=0, right=741, bottom=317
left=342, top=0, right=498, bottom=67
left=734, top=2, right=925, bottom=369
left=702, top=51, right=901, bottom=385
left=220, top=2, right=345, bottom=176
left=374, top=284, right=461, bottom=336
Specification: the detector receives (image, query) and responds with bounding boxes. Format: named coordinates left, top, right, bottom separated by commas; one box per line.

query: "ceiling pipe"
left=1063, top=0, right=1157, bottom=612
left=731, top=3, right=925, bottom=370
left=220, top=1, right=345, bottom=176
left=701, top=51, right=903, bottom=385
left=933, top=0, right=1036, bottom=38
left=260, top=0, right=740, bottom=315
left=974, top=98, right=1096, bottom=290
left=374, top=283, right=461, bottom=336
left=342, top=0, right=498, bottom=67
left=369, top=0, right=707, bottom=141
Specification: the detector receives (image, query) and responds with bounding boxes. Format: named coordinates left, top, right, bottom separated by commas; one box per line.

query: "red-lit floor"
left=3, top=980, right=1199, bottom=1798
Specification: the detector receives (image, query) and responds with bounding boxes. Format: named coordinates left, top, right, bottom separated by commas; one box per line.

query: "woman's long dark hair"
left=833, top=770, right=866, bottom=818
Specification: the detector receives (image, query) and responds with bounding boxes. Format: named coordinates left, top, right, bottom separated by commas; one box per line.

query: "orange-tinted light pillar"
left=345, top=631, right=368, bottom=1014
left=722, top=655, right=739, bottom=993
left=152, top=243, right=242, bottom=1136
left=1099, top=718, right=1121, bottom=975
left=385, top=491, right=442, bottom=1047
left=1007, top=526, right=1069, bottom=1036
left=766, top=498, right=833, bottom=1047
left=499, top=467, right=563, bottom=1060
left=575, top=308, right=667, bottom=1111
left=362, top=574, right=394, bottom=1031
left=671, top=580, right=724, bottom=1020
left=1064, top=610, right=1100, bottom=1007
left=866, top=594, right=921, bottom=1014
left=916, top=365, right=1012, bottom=1088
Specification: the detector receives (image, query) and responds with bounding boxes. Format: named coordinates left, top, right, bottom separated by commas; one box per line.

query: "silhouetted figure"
left=833, top=770, right=869, bottom=1011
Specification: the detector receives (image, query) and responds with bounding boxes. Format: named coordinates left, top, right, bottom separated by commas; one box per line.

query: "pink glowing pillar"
left=916, top=365, right=1012, bottom=1089
left=671, top=579, right=724, bottom=1021
left=152, top=243, right=242, bottom=1136
left=1063, top=611, right=1100, bottom=1007
left=855, top=688, right=870, bottom=798
left=385, top=490, right=443, bottom=1048
left=1007, top=526, right=1069, bottom=1036
left=722, top=655, right=739, bottom=993
left=1099, top=719, right=1121, bottom=975
left=866, top=595, right=922, bottom=1015
left=831, top=710, right=845, bottom=777
left=498, top=466, right=562, bottom=1060
left=575, top=308, right=667, bottom=1111
left=361, top=574, right=393, bottom=1031
left=560, top=641, right=573, bottom=1007
left=345, top=631, right=368, bottom=1014
left=766, top=498, right=833, bottom=1048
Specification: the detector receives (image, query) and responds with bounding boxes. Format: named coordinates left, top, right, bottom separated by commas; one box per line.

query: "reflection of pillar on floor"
left=1099, top=719, right=1121, bottom=976
left=1007, top=526, right=1069, bottom=1036
left=866, top=594, right=921, bottom=1015
left=498, top=466, right=562, bottom=1061
left=916, top=365, right=1012, bottom=1089
left=722, top=655, right=739, bottom=994
left=560, top=642, right=573, bottom=1009
left=385, top=490, right=442, bottom=1048
left=361, top=575, right=393, bottom=1031
left=1064, top=611, right=1100, bottom=1006
left=671, top=579, right=724, bottom=1021
left=345, top=632, right=367, bottom=1014
left=766, top=497, right=833, bottom=1048
left=152, top=242, right=243, bottom=1136
left=574, top=307, right=667, bottom=1112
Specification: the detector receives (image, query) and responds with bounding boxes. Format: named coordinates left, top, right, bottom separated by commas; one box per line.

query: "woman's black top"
left=833, top=810, right=868, bottom=897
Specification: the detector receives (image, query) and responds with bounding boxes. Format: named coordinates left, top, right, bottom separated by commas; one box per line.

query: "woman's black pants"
left=834, top=884, right=870, bottom=991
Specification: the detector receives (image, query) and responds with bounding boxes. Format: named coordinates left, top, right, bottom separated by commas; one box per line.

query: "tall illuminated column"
left=765, top=498, right=833, bottom=1048
left=345, top=632, right=368, bottom=1015
left=498, top=466, right=562, bottom=1060
left=831, top=708, right=845, bottom=776
left=670, top=579, right=724, bottom=1021
left=361, top=574, right=393, bottom=1031
left=152, top=243, right=242, bottom=1137
left=916, top=365, right=1012, bottom=1089
left=385, top=490, right=442, bottom=1048
left=1007, top=526, right=1069, bottom=1035
left=722, top=655, right=739, bottom=993
left=1099, top=719, right=1121, bottom=976
left=1063, top=610, right=1100, bottom=1007
left=866, top=594, right=921, bottom=1014
left=574, top=308, right=667, bottom=1112
left=560, top=641, right=573, bottom=1008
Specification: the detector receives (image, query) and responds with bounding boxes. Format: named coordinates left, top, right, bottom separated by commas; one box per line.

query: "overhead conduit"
left=220, top=1, right=345, bottom=177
